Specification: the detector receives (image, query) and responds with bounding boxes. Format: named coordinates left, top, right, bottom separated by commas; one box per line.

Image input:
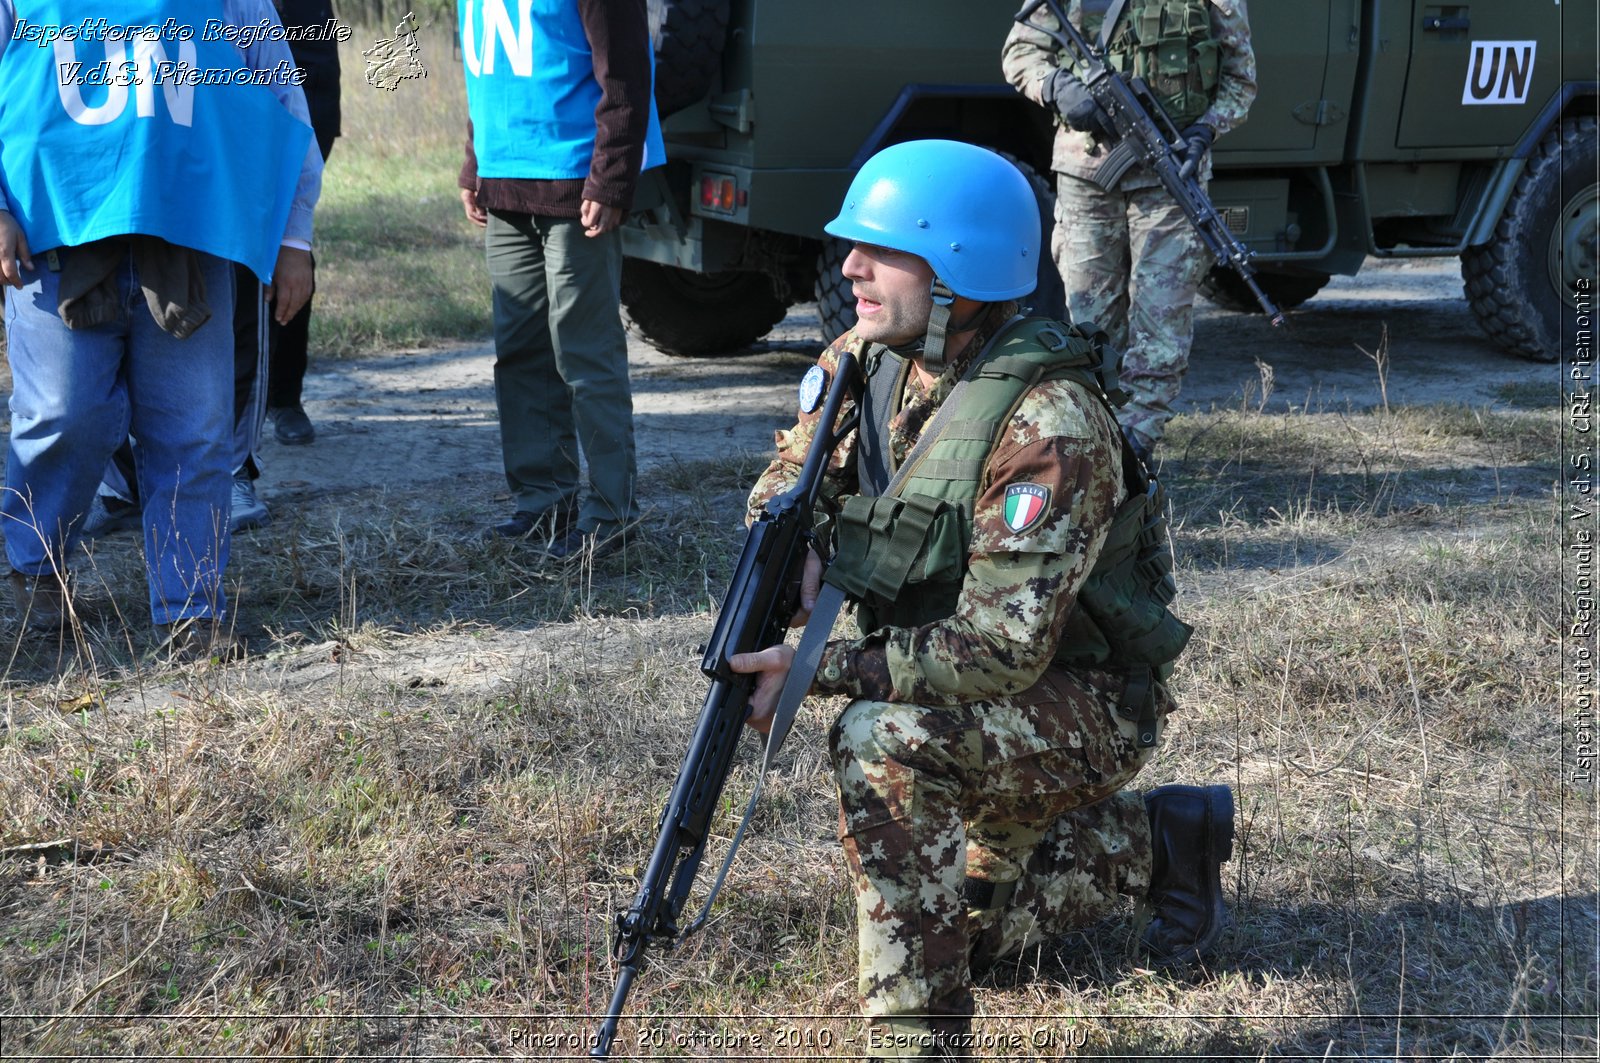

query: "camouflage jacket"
left=746, top=309, right=1127, bottom=707
left=1000, top=0, right=1257, bottom=187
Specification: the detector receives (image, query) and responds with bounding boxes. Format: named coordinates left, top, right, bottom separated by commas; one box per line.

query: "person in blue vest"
left=458, top=0, right=664, bottom=558
left=0, top=0, right=322, bottom=659
left=80, top=0, right=339, bottom=539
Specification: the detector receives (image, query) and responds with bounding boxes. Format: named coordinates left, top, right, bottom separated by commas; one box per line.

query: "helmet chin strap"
left=887, top=276, right=958, bottom=373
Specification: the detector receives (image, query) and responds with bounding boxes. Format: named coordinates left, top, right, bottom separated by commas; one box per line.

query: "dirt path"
left=251, top=256, right=1545, bottom=512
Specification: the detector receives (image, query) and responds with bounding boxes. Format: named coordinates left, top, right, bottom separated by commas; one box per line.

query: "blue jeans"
left=3, top=249, right=235, bottom=624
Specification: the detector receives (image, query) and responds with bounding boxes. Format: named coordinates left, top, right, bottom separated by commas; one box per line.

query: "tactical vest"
left=1081, top=0, right=1220, bottom=129
left=823, top=319, right=1193, bottom=711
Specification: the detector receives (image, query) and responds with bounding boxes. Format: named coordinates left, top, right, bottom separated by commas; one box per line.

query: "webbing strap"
left=868, top=500, right=941, bottom=599
left=858, top=350, right=905, bottom=497
left=982, top=353, right=1052, bottom=382
left=913, top=458, right=987, bottom=483
left=763, top=580, right=850, bottom=767
left=1115, top=666, right=1159, bottom=748
left=940, top=419, right=1000, bottom=442
left=962, top=875, right=1019, bottom=912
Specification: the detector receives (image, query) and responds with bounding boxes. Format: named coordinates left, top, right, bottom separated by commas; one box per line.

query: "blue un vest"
left=0, top=0, right=312, bottom=281
left=460, top=0, right=665, bottom=180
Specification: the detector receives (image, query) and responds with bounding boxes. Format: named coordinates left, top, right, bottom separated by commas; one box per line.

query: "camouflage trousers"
left=1052, top=173, right=1212, bottom=450
left=828, top=665, right=1163, bottom=1056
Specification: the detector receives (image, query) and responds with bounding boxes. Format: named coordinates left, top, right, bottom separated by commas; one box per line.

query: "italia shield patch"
left=1003, top=483, right=1051, bottom=534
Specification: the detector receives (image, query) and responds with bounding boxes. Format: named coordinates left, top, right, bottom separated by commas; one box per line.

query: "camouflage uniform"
left=1002, top=0, right=1256, bottom=450
left=748, top=306, right=1171, bottom=1055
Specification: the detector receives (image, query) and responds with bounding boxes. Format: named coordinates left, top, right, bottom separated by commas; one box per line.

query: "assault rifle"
left=589, top=352, right=861, bottom=1058
left=1015, top=0, right=1285, bottom=325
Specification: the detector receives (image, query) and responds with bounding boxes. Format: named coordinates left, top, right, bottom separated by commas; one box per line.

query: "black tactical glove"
left=1176, top=123, right=1215, bottom=179
left=1045, top=69, right=1115, bottom=140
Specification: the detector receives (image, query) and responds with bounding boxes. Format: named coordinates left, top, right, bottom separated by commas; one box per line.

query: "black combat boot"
left=1141, top=783, right=1233, bottom=965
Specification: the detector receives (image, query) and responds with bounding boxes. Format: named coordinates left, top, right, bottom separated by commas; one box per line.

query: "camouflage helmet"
left=824, top=139, right=1041, bottom=301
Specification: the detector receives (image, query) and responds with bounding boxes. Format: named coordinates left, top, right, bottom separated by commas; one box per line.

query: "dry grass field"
left=0, top=394, right=1586, bottom=1060
left=0, top=20, right=1594, bottom=1063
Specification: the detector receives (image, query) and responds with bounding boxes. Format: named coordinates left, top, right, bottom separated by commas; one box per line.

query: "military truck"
left=620, top=0, right=1597, bottom=363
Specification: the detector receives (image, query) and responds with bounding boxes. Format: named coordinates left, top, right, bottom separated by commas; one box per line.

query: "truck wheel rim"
left=1551, top=182, right=1600, bottom=309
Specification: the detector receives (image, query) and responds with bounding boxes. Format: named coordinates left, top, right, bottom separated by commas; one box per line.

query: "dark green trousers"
left=485, top=210, right=637, bottom=533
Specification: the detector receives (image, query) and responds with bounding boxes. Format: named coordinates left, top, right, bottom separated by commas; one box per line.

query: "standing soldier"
left=1003, top=0, right=1256, bottom=462
left=729, top=141, right=1232, bottom=1060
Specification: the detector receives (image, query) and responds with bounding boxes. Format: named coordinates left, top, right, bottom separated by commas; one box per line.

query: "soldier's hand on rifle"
left=1176, top=123, right=1215, bottom=180
left=787, top=549, right=825, bottom=628
left=728, top=645, right=796, bottom=734
left=1045, top=69, right=1115, bottom=140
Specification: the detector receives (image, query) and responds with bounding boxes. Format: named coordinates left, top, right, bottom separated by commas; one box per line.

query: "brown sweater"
left=458, top=0, right=653, bottom=218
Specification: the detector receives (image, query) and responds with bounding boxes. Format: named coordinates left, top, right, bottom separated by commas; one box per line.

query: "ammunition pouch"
left=826, top=492, right=968, bottom=633
left=1096, top=0, right=1219, bottom=129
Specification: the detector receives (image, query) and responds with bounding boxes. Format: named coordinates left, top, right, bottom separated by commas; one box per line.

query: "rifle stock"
left=589, top=351, right=861, bottom=1058
left=1015, top=0, right=1285, bottom=326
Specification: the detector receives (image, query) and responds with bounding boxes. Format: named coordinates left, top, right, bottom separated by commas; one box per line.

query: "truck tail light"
left=699, top=173, right=739, bottom=214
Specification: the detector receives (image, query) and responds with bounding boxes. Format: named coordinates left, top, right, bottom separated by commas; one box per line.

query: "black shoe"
left=153, top=618, right=248, bottom=665
left=482, top=504, right=575, bottom=542
left=10, top=570, right=69, bottom=633
left=545, top=523, right=634, bottom=561
left=269, top=404, right=316, bottom=446
left=1141, top=783, right=1233, bottom=966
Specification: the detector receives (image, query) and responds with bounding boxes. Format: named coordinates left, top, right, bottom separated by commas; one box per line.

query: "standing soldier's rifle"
left=1015, top=0, right=1285, bottom=326
left=589, top=352, right=861, bottom=1058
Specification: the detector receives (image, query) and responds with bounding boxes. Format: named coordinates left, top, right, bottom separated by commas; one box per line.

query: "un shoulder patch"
left=798, top=365, right=828, bottom=414
left=1003, top=483, right=1051, bottom=534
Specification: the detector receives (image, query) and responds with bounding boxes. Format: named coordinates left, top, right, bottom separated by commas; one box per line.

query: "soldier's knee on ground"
left=967, top=791, right=1154, bottom=978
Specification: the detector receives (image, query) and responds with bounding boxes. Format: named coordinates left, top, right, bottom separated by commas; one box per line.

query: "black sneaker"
left=269, top=404, right=316, bottom=446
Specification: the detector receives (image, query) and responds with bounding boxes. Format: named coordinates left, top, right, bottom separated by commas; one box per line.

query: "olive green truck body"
left=620, top=0, right=1597, bottom=361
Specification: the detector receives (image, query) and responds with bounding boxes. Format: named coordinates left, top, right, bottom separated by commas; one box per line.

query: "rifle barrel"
left=590, top=964, right=637, bottom=1058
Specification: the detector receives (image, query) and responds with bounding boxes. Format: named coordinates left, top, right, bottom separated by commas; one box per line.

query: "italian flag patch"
left=1003, top=483, right=1051, bottom=534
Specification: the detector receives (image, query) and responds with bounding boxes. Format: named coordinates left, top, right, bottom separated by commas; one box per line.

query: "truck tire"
left=812, top=152, right=1067, bottom=342
left=814, top=237, right=855, bottom=345
left=649, top=0, right=729, bottom=117
left=1462, top=117, right=1598, bottom=363
left=1198, top=267, right=1330, bottom=314
left=621, top=261, right=787, bottom=357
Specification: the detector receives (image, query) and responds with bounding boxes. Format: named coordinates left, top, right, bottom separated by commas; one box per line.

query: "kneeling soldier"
left=731, top=140, right=1233, bottom=1058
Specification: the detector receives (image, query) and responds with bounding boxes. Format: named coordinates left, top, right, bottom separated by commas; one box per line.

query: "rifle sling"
left=684, top=579, right=850, bottom=942
left=1098, top=0, right=1130, bottom=50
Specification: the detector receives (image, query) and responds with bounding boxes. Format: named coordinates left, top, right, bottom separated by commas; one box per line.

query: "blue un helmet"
left=824, top=140, right=1040, bottom=370
left=824, top=139, right=1041, bottom=302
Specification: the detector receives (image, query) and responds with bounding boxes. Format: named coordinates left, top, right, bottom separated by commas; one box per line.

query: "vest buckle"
left=1037, top=325, right=1071, bottom=352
